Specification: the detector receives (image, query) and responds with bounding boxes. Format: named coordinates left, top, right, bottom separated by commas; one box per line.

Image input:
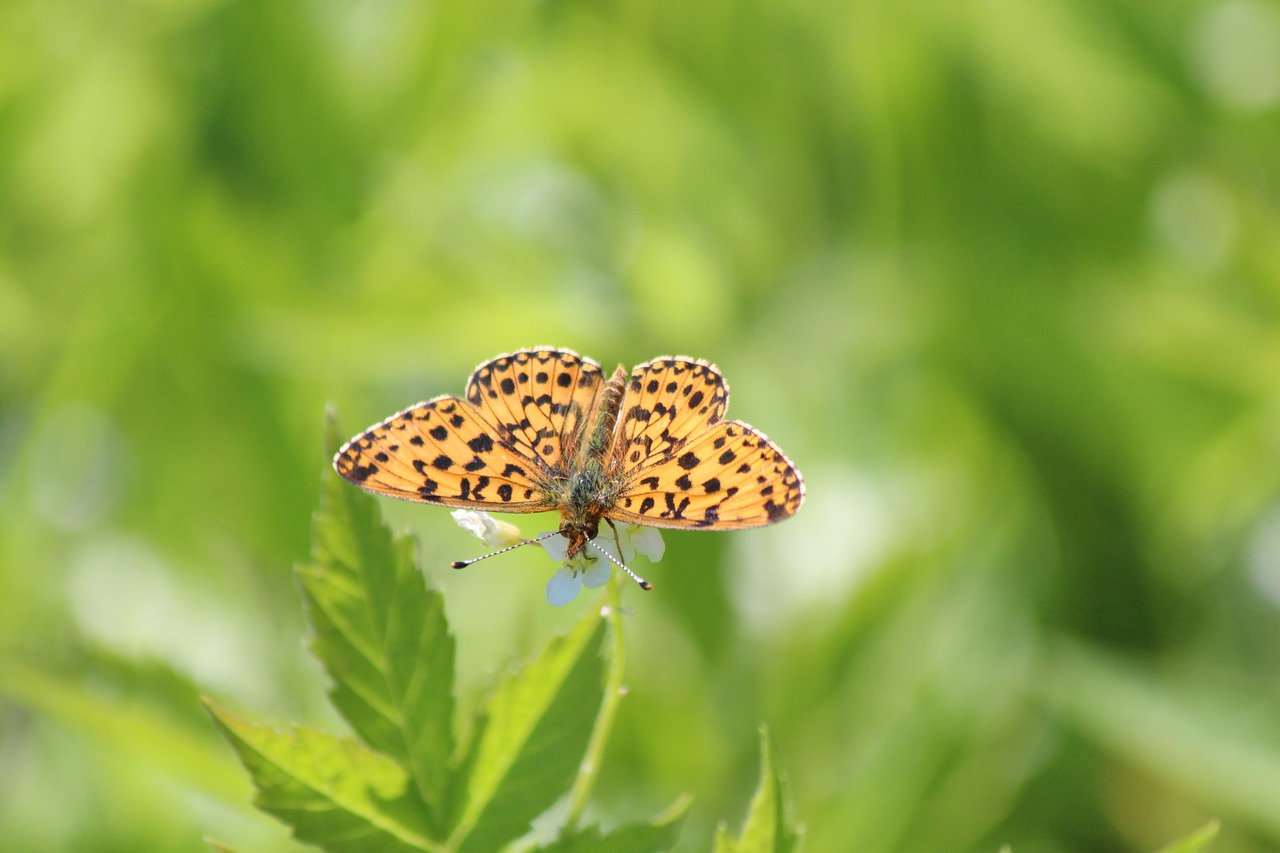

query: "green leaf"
left=1049, top=641, right=1280, bottom=836
left=450, top=604, right=608, bottom=853
left=1155, top=820, right=1220, bottom=853
left=714, top=726, right=801, bottom=853
left=535, top=795, right=691, bottom=853
left=0, top=660, right=246, bottom=800
left=206, top=699, right=436, bottom=853
left=297, top=412, right=456, bottom=834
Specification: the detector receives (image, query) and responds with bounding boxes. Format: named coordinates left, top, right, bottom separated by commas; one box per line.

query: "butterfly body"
left=502, top=362, right=628, bottom=558
left=335, top=347, right=803, bottom=558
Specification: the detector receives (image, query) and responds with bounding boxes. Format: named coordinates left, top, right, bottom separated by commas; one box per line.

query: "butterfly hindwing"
left=465, top=347, right=605, bottom=472
left=609, top=420, right=803, bottom=529
left=606, top=356, right=803, bottom=529
left=334, top=395, right=553, bottom=512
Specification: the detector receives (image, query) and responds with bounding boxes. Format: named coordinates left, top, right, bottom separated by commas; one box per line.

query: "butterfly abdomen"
left=583, top=365, right=628, bottom=459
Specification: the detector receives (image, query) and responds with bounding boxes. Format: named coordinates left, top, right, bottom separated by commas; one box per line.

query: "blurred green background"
left=3, top=0, right=1280, bottom=851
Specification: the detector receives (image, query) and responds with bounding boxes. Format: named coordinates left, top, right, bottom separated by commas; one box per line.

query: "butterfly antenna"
left=451, top=530, right=562, bottom=570
left=589, top=540, right=653, bottom=591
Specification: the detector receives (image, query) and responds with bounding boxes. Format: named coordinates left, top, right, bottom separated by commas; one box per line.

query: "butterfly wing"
left=608, top=420, right=805, bottom=529
left=465, top=347, right=606, bottom=469
left=613, top=356, right=729, bottom=468
left=334, top=396, right=553, bottom=511
left=335, top=350, right=804, bottom=527
left=606, top=357, right=803, bottom=529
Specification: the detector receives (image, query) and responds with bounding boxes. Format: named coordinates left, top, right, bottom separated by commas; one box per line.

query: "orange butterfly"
left=335, top=347, right=804, bottom=587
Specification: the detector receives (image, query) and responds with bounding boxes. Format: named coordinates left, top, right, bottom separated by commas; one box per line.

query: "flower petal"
left=452, top=509, right=489, bottom=540
left=593, top=532, right=624, bottom=564
left=619, top=533, right=637, bottom=562
left=538, top=532, right=570, bottom=562
left=489, top=519, right=523, bottom=546
left=451, top=510, right=523, bottom=547
left=580, top=557, right=611, bottom=589
left=629, top=525, right=665, bottom=562
left=545, top=567, right=582, bottom=606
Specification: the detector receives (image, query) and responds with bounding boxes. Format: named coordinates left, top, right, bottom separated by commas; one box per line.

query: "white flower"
left=537, top=523, right=664, bottom=565
left=619, top=524, right=665, bottom=563
left=544, top=552, right=612, bottom=606
left=449, top=511, right=664, bottom=606
left=539, top=524, right=663, bottom=606
left=451, top=510, right=523, bottom=547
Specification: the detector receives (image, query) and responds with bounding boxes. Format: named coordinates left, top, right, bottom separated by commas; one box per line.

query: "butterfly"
left=334, top=347, right=804, bottom=585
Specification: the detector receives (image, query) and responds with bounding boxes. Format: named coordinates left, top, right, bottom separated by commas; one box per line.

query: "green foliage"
left=535, top=800, right=690, bottom=853
left=299, top=412, right=457, bottom=835
left=1156, top=821, right=1220, bottom=853
left=713, top=728, right=799, bottom=853
left=207, top=707, right=433, bottom=853
left=204, top=841, right=245, bottom=853
left=5, top=1, right=1280, bottom=850
left=449, top=605, right=604, bottom=852
left=206, top=417, right=713, bottom=851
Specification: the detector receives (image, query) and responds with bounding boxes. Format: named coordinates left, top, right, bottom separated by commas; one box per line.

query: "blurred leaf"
left=1050, top=641, right=1280, bottom=835
left=450, top=604, right=608, bottom=853
left=204, top=839, right=242, bottom=853
left=17, top=3, right=1280, bottom=850
left=0, top=660, right=244, bottom=799
left=206, top=700, right=434, bottom=853
left=714, top=726, right=800, bottom=853
left=1155, top=820, right=1220, bottom=853
left=535, top=795, right=690, bottom=853
left=297, top=412, right=456, bottom=833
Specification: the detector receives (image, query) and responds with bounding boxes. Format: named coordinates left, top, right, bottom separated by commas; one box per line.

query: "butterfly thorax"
left=551, top=364, right=629, bottom=557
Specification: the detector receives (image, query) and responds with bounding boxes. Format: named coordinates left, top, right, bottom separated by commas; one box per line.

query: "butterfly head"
left=558, top=516, right=600, bottom=559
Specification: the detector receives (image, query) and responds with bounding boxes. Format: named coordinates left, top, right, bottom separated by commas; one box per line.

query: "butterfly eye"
left=585, top=521, right=599, bottom=540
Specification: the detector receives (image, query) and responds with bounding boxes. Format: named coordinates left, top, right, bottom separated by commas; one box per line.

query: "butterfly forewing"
left=465, top=348, right=605, bottom=471
left=609, top=420, right=804, bottom=529
left=334, top=396, right=553, bottom=512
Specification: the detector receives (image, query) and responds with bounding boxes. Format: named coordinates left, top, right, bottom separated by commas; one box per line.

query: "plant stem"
left=563, top=574, right=628, bottom=831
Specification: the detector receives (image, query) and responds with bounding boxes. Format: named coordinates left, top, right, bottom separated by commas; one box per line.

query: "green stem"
left=563, top=574, right=628, bottom=831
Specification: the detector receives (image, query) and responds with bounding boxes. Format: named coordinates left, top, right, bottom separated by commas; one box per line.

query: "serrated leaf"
left=450, top=605, right=608, bottom=853
left=536, top=796, right=691, bottom=853
left=714, top=727, right=800, bottom=853
left=206, top=699, right=437, bottom=853
left=297, top=412, right=456, bottom=834
left=1155, top=820, right=1220, bottom=853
